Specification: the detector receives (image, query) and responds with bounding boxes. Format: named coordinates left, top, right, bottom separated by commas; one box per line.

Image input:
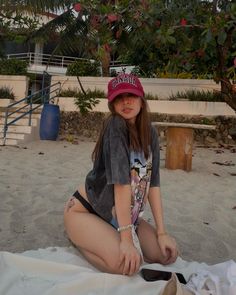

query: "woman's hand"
left=119, top=240, right=141, bottom=276
left=157, top=233, right=178, bottom=265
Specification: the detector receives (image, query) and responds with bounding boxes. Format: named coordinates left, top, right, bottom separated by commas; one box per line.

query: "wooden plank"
left=152, top=121, right=216, bottom=130
left=165, top=127, right=193, bottom=171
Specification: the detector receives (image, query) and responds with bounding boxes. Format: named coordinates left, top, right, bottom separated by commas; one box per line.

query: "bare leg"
left=137, top=218, right=174, bottom=265
left=64, top=197, right=124, bottom=274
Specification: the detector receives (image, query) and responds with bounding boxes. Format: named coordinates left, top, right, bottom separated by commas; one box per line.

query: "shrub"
left=131, top=66, right=141, bottom=76
left=59, top=88, right=79, bottom=97
left=0, top=58, right=28, bottom=75
left=168, top=89, right=224, bottom=102
left=145, top=93, right=159, bottom=100
left=66, top=59, right=101, bottom=76
left=110, top=69, right=118, bottom=77
left=59, top=88, right=105, bottom=98
left=156, top=71, right=213, bottom=79
left=74, top=89, right=104, bottom=115
left=0, top=86, right=15, bottom=99
left=59, top=88, right=105, bottom=115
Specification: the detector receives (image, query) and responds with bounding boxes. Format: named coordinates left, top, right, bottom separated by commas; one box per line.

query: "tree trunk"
left=214, top=23, right=236, bottom=112
left=221, top=79, right=236, bottom=112
left=101, top=50, right=111, bottom=77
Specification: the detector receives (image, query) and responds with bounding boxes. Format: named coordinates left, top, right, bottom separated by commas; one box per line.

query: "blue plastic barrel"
left=40, top=104, right=60, bottom=140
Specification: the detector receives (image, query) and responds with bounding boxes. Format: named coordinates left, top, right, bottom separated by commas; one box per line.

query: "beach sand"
left=0, top=139, right=236, bottom=265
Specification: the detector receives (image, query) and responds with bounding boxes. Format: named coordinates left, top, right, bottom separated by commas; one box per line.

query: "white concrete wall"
left=58, top=97, right=77, bottom=112
left=0, top=99, right=13, bottom=107
left=51, top=76, right=221, bottom=100
left=28, top=64, right=67, bottom=75
left=52, top=76, right=110, bottom=94
left=147, top=100, right=236, bottom=116
left=58, top=97, right=236, bottom=117
left=142, top=78, right=220, bottom=99
left=0, top=75, right=29, bottom=100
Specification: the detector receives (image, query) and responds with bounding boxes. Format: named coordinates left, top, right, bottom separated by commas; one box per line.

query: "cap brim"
left=108, top=88, right=144, bottom=102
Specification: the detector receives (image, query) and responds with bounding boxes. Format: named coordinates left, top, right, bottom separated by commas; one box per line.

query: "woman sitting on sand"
left=64, top=73, right=178, bottom=276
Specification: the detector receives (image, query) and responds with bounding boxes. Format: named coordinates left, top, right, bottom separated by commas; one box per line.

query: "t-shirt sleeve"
left=150, top=126, right=160, bottom=187
left=103, top=116, right=131, bottom=185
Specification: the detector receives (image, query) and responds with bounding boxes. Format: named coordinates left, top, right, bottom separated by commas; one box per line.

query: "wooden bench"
left=152, top=122, right=216, bottom=172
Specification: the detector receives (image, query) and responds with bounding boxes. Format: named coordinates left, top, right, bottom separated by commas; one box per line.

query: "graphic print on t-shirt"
left=130, top=150, right=152, bottom=225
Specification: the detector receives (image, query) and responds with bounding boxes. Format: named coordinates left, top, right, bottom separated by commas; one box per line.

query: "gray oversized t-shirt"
left=85, top=115, right=160, bottom=223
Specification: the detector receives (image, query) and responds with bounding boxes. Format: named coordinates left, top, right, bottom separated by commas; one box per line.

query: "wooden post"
left=165, top=127, right=193, bottom=172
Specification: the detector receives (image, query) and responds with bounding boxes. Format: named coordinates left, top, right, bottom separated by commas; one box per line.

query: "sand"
left=0, top=139, right=236, bottom=265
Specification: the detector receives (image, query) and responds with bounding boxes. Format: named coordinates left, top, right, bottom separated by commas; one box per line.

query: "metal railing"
left=6, top=52, right=94, bottom=68
left=6, top=52, right=133, bottom=70
left=2, top=81, right=61, bottom=145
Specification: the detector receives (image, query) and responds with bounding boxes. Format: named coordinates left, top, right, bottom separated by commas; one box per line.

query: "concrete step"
left=0, top=124, right=32, bottom=134
left=0, top=106, right=42, bottom=117
left=0, top=99, right=43, bottom=108
left=0, top=138, right=18, bottom=146
left=0, top=111, right=41, bottom=119
left=2, top=113, right=41, bottom=119
left=0, top=131, right=26, bottom=140
left=0, top=106, right=41, bottom=146
left=0, top=99, right=29, bottom=107
left=0, top=123, right=40, bottom=146
left=0, top=116, right=39, bottom=126
left=0, top=101, right=35, bottom=109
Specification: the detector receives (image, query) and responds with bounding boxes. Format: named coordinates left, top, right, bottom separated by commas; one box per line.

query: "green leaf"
left=217, top=30, right=227, bottom=45
left=167, top=28, right=174, bottom=35
left=205, top=29, right=212, bottom=43
left=167, top=36, right=176, bottom=44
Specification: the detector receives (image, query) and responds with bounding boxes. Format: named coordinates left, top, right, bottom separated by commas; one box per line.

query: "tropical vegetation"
left=0, top=58, right=28, bottom=75
left=66, top=59, right=101, bottom=76
left=0, top=0, right=235, bottom=111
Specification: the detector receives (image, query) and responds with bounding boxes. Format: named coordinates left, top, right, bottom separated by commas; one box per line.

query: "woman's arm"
left=148, top=186, right=178, bottom=263
left=114, top=184, right=133, bottom=241
left=148, top=186, right=166, bottom=234
left=114, top=184, right=141, bottom=275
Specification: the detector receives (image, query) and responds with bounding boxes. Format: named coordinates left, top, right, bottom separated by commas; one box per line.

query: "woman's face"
left=113, top=93, right=143, bottom=124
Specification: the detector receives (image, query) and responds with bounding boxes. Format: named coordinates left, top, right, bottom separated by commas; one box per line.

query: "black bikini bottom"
left=73, top=190, right=99, bottom=216
left=72, top=190, right=117, bottom=229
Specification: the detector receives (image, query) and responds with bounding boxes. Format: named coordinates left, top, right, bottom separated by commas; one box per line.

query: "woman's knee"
left=105, top=259, right=124, bottom=275
left=81, top=248, right=123, bottom=275
left=144, top=251, right=173, bottom=265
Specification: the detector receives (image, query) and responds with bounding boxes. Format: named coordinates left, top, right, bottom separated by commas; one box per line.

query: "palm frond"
left=27, top=9, right=74, bottom=42
left=0, top=0, right=73, bottom=13
left=52, top=17, right=91, bottom=56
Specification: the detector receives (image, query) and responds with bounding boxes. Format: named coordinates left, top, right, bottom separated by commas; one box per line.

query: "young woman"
left=64, top=73, right=178, bottom=276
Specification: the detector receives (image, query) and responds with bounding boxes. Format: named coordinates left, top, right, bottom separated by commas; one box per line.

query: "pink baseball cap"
left=107, top=73, right=144, bottom=102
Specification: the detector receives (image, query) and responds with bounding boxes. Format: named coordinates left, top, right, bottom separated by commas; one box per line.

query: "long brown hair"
left=92, top=97, right=151, bottom=161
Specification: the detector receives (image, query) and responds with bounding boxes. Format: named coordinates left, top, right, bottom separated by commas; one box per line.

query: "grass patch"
left=169, top=89, right=224, bottom=102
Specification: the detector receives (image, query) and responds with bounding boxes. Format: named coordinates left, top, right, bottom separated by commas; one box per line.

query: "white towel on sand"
left=0, top=247, right=235, bottom=295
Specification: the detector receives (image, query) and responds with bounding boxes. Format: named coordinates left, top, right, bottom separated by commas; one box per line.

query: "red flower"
left=234, top=57, right=236, bottom=67
left=180, top=18, right=187, bottom=26
left=107, top=14, right=118, bottom=23
left=104, top=44, right=112, bottom=53
left=197, top=49, right=205, bottom=58
left=155, top=20, right=161, bottom=27
left=74, top=3, right=82, bottom=12
left=141, top=0, right=149, bottom=10
left=115, top=29, right=122, bottom=39
left=91, top=15, right=100, bottom=28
